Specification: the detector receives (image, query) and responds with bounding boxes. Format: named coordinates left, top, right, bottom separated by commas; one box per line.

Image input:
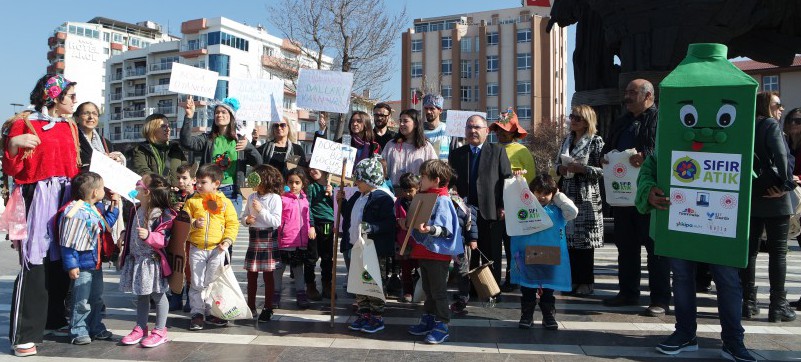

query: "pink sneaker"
left=140, top=327, right=167, bottom=348
left=121, top=326, right=147, bottom=345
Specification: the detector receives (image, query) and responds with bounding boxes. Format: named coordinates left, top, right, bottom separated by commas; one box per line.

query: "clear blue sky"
left=0, top=0, right=575, bottom=116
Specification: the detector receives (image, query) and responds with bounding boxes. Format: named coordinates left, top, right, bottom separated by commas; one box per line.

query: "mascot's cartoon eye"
left=716, top=104, right=736, bottom=128
left=679, top=104, right=698, bottom=127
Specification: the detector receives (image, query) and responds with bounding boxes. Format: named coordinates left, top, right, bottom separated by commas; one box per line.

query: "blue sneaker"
left=424, top=321, right=449, bottom=344
left=408, top=314, right=436, bottom=336
left=348, top=314, right=370, bottom=331
left=360, top=315, right=385, bottom=333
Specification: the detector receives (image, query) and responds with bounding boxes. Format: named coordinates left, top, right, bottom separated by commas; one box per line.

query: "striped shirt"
left=59, top=201, right=102, bottom=252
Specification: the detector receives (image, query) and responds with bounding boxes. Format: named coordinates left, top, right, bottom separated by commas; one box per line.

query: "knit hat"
left=422, top=94, right=444, bottom=109
left=214, top=97, right=240, bottom=119
left=353, top=157, right=384, bottom=189
left=489, top=106, right=528, bottom=138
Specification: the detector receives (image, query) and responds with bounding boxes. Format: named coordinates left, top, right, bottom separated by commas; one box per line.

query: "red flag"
left=525, top=0, right=551, bottom=6
left=412, top=90, right=419, bottom=105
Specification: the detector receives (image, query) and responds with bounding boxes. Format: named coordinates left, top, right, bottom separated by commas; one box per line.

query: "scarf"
left=424, top=185, right=450, bottom=197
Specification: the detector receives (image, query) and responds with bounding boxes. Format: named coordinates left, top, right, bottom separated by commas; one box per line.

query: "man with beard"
left=601, top=79, right=671, bottom=317
left=372, top=103, right=397, bottom=150
left=422, top=94, right=451, bottom=160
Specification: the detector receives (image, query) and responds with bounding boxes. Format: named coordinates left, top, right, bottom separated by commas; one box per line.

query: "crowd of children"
left=29, top=150, right=581, bottom=353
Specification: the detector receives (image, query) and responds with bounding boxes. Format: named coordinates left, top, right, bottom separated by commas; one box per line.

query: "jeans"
left=741, top=216, right=789, bottom=292
left=612, top=206, right=671, bottom=305
left=670, top=258, right=744, bottom=345
left=69, top=269, right=106, bottom=338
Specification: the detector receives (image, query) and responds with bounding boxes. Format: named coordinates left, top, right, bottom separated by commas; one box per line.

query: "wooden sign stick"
left=330, top=157, right=348, bottom=327
left=398, top=202, right=423, bottom=256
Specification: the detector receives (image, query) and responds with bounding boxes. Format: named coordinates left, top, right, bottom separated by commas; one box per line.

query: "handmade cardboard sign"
left=296, top=69, right=354, bottom=114
left=404, top=193, right=439, bottom=230
left=168, top=63, right=218, bottom=99
left=167, top=210, right=190, bottom=294
left=309, top=137, right=357, bottom=177
left=228, top=78, right=284, bottom=124
left=652, top=43, right=757, bottom=267
left=89, top=152, right=141, bottom=203
left=525, top=246, right=560, bottom=265
left=445, top=110, right=487, bottom=137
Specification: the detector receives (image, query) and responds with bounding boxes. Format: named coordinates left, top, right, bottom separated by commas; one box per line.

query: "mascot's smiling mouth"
left=684, top=128, right=727, bottom=151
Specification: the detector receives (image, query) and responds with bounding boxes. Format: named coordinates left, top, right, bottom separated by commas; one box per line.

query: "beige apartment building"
left=733, top=55, right=801, bottom=113
left=401, top=6, right=567, bottom=131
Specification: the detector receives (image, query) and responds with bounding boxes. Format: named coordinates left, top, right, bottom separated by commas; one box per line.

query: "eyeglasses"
left=787, top=118, right=801, bottom=125
left=373, top=113, right=389, bottom=118
left=80, top=111, right=99, bottom=117
left=771, top=102, right=784, bottom=108
left=569, top=114, right=584, bottom=122
left=65, top=93, right=77, bottom=102
left=465, top=125, right=487, bottom=130
left=272, top=123, right=287, bottom=129
left=159, top=124, right=170, bottom=129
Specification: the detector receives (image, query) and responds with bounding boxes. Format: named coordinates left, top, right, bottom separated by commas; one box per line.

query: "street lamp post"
left=10, top=103, right=24, bottom=114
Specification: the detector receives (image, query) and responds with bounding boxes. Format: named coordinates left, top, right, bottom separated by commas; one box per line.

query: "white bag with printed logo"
left=602, top=148, right=640, bottom=207
left=347, top=232, right=386, bottom=301
left=203, top=251, right=253, bottom=320
left=503, top=176, right=553, bottom=236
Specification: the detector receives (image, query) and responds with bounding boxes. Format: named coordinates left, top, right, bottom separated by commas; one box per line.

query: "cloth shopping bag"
left=203, top=250, right=253, bottom=320
left=503, top=176, right=553, bottom=236
left=602, top=148, right=640, bottom=207
left=347, top=232, right=386, bottom=301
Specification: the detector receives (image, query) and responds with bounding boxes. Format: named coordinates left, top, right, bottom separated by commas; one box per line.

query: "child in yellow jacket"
left=182, top=164, right=240, bottom=330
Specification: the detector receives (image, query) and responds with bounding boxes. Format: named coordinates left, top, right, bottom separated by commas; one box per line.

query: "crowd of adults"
left=4, top=73, right=800, bottom=357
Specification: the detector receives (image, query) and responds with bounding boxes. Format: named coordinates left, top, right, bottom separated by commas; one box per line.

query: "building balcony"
left=109, top=73, right=124, bottom=82
left=47, top=47, right=65, bottom=61
left=155, top=106, right=176, bottom=115
left=53, top=61, right=65, bottom=71
left=110, top=112, right=122, bottom=120
left=148, top=85, right=170, bottom=95
left=126, top=89, right=147, bottom=97
left=124, top=110, right=146, bottom=119
left=125, top=67, right=147, bottom=78
left=108, top=93, right=122, bottom=101
left=149, top=63, right=173, bottom=72
left=180, top=41, right=207, bottom=58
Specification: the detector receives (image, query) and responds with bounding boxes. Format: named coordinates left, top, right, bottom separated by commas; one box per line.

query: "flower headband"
left=42, top=75, right=72, bottom=105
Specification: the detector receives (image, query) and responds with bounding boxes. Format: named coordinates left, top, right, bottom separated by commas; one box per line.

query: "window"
left=442, top=85, right=452, bottom=99
left=517, top=29, right=531, bottom=43
left=441, top=36, right=452, bottom=49
left=263, top=46, right=275, bottom=56
left=206, top=31, right=249, bottom=51
left=411, top=62, right=422, bottom=78
left=486, top=107, right=499, bottom=120
left=411, top=39, right=422, bottom=52
left=209, top=54, right=230, bottom=77
left=214, top=80, right=229, bottom=100
left=415, top=24, right=428, bottom=33
left=517, top=81, right=531, bottom=94
left=460, top=60, right=472, bottom=79
left=103, top=32, right=110, bottom=42
left=517, top=106, right=532, bottom=119
left=460, top=86, right=472, bottom=102
left=103, top=47, right=110, bottom=55
left=129, top=38, right=141, bottom=48
left=113, top=33, right=122, bottom=43
left=441, top=60, right=452, bottom=75
left=460, top=37, right=472, bottom=53
left=517, top=53, right=532, bottom=70
left=487, top=56, right=498, bottom=72
left=487, top=32, right=498, bottom=45
left=111, top=49, right=122, bottom=55
left=487, top=83, right=498, bottom=96
left=763, top=75, right=779, bottom=91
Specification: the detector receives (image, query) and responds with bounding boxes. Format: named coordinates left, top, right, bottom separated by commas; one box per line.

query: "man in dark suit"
left=449, top=115, right=512, bottom=290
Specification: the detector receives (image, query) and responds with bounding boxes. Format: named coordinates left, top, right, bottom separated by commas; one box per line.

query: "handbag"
left=753, top=118, right=784, bottom=195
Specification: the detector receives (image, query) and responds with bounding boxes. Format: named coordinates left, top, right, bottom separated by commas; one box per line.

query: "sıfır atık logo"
left=673, top=156, right=700, bottom=183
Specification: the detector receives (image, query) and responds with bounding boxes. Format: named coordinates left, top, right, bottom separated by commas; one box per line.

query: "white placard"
left=295, top=69, right=354, bottom=113
left=669, top=151, right=742, bottom=191
left=89, top=152, right=142, bottom=203
left=168, top=62, right=219, bottom=99
left=228, top=78, right=284, bottom=124
left=309, top=137, right=357, bottom=177
left=445, top=110, right=488, bottom=137
left=668, top=187, right=739, bottom=238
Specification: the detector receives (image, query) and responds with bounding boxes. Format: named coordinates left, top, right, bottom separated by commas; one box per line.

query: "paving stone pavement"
left=0, top=229, right=798, bottom=361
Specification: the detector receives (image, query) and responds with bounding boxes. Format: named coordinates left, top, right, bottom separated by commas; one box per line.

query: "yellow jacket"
left=183, top=191, right=240, bottom=250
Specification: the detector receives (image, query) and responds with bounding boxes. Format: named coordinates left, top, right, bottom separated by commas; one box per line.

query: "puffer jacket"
left=129, top=141, right=187, bottom=185
left=183, top=191, right=240, bottom=250
left=278, top=191, right=313, bottom=249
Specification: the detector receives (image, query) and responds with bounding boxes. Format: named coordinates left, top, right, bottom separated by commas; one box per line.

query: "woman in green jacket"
left=129, top=113, right=187, bottom=185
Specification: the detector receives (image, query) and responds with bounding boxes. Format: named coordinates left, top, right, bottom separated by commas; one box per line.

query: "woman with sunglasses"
left=74, top=102, right=125, bottom=170
left=3, top=74, right=81, bottom=357
left=258, top=117, right=307, bottom=177
left=130, top=113, right=187, bottom=186
left=783, top=107, right=801, bottom=312
left=742, top=92, right=796, bottom=322
left=554, top=105, right=605, bottom=296
left=181, top=96, right=262, bottom=214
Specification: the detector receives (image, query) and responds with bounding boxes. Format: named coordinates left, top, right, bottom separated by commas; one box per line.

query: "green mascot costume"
left=636, top=43, right=758, bottom=268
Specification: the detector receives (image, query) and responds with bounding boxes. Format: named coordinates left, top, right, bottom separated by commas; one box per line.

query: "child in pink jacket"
left=275, top=168, right=317, bottom=309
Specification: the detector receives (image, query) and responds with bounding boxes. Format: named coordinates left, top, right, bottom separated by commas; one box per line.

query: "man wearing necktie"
left=450, top=115, right=512, bottom=297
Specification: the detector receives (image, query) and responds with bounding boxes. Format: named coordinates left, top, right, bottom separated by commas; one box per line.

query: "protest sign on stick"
left=296, top=69, right=354, bottom=114
left=168, top=63, right=218, bottom=99
left=445, top=110, right=487, bottom=137
left=229, top=78, right=284, bottom=124
left=309, top=138, right=357, bottom=177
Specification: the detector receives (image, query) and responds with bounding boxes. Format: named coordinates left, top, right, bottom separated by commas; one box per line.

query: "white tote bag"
left=503, top=176, right=553, bottom=236
left=412, top=277, right=426, bottom=303
left=602, top=148, right=640, bottom=207
left=203, top=251, right=253, bottom=320
left=346, top=233, right=386, bottom=301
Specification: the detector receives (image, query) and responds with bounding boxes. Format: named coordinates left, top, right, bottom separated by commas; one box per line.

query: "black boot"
left=742, top=286, right=760, bottom=319
left=790, top=296, right=801, bottom=311
left=518, top=300, right=535, bottom=329
left=768, top=290, right=797, bottom=323
left=540, top=302, right=558, bottom=330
